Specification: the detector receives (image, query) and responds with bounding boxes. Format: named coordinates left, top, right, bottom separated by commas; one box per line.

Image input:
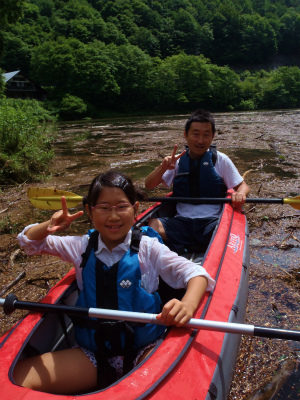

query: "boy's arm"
left=234, top=180, right=250, bottom=196
left=231, top=180, right=250, bottom=207
left=145, top=163, right=168, bottom=189
left=145, top=144, right=186, bottom=189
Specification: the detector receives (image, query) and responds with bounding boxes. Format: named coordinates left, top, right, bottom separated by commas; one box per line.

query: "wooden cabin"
left=3, top=70, right=46, bottom=100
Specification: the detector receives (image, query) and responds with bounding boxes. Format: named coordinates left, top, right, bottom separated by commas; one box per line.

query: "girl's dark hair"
left=83, top=170, right=145, bottom=209
left=185, top=109, right=215, bottom=135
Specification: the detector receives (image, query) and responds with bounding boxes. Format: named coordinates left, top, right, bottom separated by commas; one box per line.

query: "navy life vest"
left=74, top=226, right=166, bottom=359
left=172, top=145, right=227, bottom=198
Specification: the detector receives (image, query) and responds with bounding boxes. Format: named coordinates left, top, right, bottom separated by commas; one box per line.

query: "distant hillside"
left=0, top=0, right=299, bottom=117
left=1, top=0, right=299, bottom=71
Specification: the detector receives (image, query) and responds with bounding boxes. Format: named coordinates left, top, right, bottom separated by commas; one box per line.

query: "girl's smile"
left=86, top=187, right=139, bottom=251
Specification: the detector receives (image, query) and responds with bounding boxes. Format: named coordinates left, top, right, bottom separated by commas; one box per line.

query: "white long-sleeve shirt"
left=18, top=225, right=215, bottom=294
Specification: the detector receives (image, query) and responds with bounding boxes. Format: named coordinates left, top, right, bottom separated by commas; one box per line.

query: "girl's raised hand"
left=47, top=196, right=84, bottom=233
left=162, top=144, right=186, bottom=171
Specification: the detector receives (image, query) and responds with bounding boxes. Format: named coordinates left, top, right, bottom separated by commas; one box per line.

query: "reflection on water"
left=226, top=148, right=297, bottom=178
left=251, top=247, right=300, bottom=268
left=117, top=162, right=161, bottom=180
left=56, top=109, right=300, bottom=182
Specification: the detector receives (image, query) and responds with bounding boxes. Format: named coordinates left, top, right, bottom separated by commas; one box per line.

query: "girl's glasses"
left=91, top=203, right=135, bottom=214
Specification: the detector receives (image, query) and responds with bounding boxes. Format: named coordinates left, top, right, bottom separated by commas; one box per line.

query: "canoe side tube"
left=206, top=217, right=250, bottom=400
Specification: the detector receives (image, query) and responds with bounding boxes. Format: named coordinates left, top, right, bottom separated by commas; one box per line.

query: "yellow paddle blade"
left=283, top=195, right=300, bottom=211
left=27, top=188, right=83, bottom=210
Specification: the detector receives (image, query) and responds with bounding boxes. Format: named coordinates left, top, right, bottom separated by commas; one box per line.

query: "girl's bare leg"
left=13, top=348, right=97, bottom=394
left=136, top=346, right=155, bottom=364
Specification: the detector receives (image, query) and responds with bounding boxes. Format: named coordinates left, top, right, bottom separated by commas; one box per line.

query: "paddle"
left=27, top=187, right=300, bottom=211
left=1, top=294, right=300, bottom=341
left=27, top=188, right=83, bottom=210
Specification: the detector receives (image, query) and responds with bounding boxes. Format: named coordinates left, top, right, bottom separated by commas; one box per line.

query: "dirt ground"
left=0, top=110, right=300, bottom=399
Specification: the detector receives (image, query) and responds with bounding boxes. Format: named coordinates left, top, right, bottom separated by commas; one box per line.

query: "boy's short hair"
left=185, top=109, right=215, bottom=135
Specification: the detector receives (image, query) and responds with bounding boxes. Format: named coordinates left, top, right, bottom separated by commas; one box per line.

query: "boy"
left=145, top=109, right=249, bottom=252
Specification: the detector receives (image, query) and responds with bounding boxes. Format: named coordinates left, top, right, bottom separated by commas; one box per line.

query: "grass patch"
left=0, top=98, right=56, bottom=184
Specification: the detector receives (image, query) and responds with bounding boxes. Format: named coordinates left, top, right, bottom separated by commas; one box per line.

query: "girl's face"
left=85, top=186, right=139, bottom=251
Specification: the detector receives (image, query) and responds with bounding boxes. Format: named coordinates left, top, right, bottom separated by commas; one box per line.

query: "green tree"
left=208, top=4, right=244, bottom=64
left=0, top=0, right=25, bottom=56
left=30, top=0, right=55, bottom=18
left=149, top=53, right=214, bottom=109
left=128, top=27, right=161, bottom=57
left=238, top=70, right=260, bottom=108
left=30, top=38, right=120, bottom=111
left=147, top=58, right=179, bottom=109
left=241, top=14, right=277, bottom=63
left=0, top=0, right=24, bottom=25
left=208, top=65, right=240, bottom=109
left=60, top=94, right=87, bottom=119
left=0, top=32, right=31, bottom=74
left=51, top=0, right=127, bottom=45
left=170, top=53, right=213, bottom=106
left=0, top=69, right=5, bottom=97
left=171, top=8, right=206, bottom=55
left=278, top=10, right=300, bottom=55
left=107, top=43, right=154, bottom=110
left=260, top=67, right=300, bottom=109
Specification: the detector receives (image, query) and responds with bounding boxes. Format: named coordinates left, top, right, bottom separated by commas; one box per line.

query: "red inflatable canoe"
left=0, top=198, right=249, bottom=400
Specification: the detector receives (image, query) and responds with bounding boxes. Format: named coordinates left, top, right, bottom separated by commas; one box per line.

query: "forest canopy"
left=0, top=0, right=299, bottom=117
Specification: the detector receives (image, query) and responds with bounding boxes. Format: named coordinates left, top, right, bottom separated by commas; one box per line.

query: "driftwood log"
left=0, top=271, right=26, bottom=297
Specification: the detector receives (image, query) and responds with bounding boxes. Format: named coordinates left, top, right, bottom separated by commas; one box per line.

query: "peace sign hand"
left=47, top=196, right=84, bottom=233
left=162, top=144, right=186, bottom=171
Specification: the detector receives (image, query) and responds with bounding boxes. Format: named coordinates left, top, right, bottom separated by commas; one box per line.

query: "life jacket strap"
left=130, top=227, right=143, bottom=252
left=80, top=230, right=99, bottom=269
left=94, top=320, right=137, bottom=388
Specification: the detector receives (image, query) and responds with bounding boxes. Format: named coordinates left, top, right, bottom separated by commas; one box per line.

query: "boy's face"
left=184, top=121, right=214, bottom=159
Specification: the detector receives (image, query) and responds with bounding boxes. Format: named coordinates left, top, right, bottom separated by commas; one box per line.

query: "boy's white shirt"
left=18, top=226, right=215, bottom=294
left=162, top=150, right=244, bottom=219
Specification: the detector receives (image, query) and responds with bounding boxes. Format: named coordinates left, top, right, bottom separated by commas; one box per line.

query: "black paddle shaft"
left=147, top=197, right=284, bottom=204
left=3, top=293, right=88, bottom=317
left=254, top=327, right=300, bottom=341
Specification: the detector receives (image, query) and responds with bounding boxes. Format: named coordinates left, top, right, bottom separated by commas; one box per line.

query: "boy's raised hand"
left=162, top=144, right=186, bottom=171
left=47, top=196, right=84, bottom=233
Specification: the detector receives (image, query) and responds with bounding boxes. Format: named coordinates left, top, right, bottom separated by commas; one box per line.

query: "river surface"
left=1, top=109, right=300, bottom=399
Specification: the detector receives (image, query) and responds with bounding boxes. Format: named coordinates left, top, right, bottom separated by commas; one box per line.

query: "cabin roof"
left=3, top=70, right=21, bottom=83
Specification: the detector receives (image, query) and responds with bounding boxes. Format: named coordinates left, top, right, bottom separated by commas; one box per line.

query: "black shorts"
left=159, top=216, right=219, bottom=252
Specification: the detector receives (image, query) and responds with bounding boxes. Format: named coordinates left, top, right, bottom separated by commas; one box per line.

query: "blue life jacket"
left=172, top=145, right=227, bottom=198
left=75, top=226, right=166, bottom=356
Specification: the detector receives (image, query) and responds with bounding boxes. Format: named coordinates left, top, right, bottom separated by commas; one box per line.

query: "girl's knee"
left=13, top=357, right=44, bottom=390
left=13, top=349, right=98, bottom=394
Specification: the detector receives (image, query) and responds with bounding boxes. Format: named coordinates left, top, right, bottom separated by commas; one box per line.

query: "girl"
left=14, top=170, right=215, bottom=395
